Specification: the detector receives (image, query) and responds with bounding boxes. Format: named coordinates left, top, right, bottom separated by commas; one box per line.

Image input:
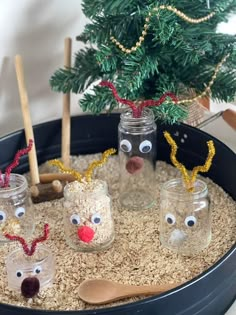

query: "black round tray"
left=0, top=114, right=235, bottom=315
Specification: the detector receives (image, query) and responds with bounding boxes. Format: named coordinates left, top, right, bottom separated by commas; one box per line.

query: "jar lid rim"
left=161, top=178, right=208, bottom=198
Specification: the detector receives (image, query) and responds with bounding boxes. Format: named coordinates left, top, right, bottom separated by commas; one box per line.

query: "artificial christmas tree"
left=50, top=1, right=236, bottom=123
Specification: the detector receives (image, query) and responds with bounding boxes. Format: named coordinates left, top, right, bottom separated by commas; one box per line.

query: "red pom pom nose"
left=21, top=277, right=40, bottom=298
left=126, top=156, right=144, bottom=174
left=77, top=226, right=95, bottom=243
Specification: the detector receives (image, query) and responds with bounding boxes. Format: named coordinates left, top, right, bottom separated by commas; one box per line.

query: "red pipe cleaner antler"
left=100, top=81, right=139, bottom=117
left=0, top=170, right=3, bottom=187
left=4, top=224, right=49, bottom=256
left=3, top=139, right=33, bottom=188
left=137, top=92, right=178, bottom=117
left=99, top=81, right=178, bottom=118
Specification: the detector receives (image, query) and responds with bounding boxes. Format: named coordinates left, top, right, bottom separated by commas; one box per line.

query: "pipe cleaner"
left=48, top=148, right=116, bottom=183
left=1, top=139, right=33, bottom=188
left=164, top=131, right=215, bottom=191
left=4, top=224, right=49, bottom=256
left=100, top=81, right=178, bottom=118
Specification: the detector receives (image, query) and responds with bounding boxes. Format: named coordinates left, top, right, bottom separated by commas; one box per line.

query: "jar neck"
left=161, top=178, right=208, bottom=200
left=119, top=108, right=156, bottom=133
left=0, top=174, right=27, bottom=199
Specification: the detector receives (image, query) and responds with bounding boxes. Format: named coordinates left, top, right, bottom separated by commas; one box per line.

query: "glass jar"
left=6, top=245, right=55, bottom=298
left=0, top=174, right=34, bottom=243
left=118, top=108, right=157, bottom=210
left=63, top=179, right=115, bottom=252
left=160, top=178, right=211, bottom=255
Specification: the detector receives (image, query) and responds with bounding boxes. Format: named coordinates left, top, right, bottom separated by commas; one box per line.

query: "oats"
left=0, top=155, right=234, bottom=311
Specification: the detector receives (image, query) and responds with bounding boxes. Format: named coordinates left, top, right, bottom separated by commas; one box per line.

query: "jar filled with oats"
left=63, top=179, right=114, bottom=252
left=160, top=178, right=211, bottom=255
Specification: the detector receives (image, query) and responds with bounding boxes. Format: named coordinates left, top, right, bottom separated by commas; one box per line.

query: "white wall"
left=0, top=0, right=87, bottom=136
left=0, top=0, right=235, bottom=136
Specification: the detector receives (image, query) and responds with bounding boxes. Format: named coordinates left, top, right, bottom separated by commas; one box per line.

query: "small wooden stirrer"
left=62, top=37, right=72, bottom=167
left=15, top=55, right=40, bottom=186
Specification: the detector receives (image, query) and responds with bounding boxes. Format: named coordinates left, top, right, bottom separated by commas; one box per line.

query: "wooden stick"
left=30, top=180, right=65, bottom=204
left=15, top=55, right=40, bottom=185
left=39, top=173, right=75, bottom=184
left=62, top=37, right=72, bottom=167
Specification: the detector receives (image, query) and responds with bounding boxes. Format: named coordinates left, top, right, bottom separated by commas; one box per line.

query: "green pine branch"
left=50, top=0, right=236, bottom=124
left=50, top=48, right=101, bottom=93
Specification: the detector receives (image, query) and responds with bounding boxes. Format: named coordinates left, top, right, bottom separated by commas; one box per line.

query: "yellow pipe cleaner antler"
left=48, top=148, right=116, bottom=183
left=48, top=160, right=83, bottom=181
left=163, top=131, right=215, bottom=191
left=84, top=148, right=116, bottom=182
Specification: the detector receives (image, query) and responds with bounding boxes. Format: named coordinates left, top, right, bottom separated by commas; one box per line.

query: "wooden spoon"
left=78, top=279, right=181, bottom=305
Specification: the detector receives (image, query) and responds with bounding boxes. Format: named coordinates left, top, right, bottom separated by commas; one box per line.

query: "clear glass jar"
left=63, top=179, right=115, bottom=252
left=118, top=108, right=157, bottom=210
left=0, top=174, right=34, bottom=242
left=6, top=245, right=55, bottom=298
left=160, top=178, right=211, bottom=255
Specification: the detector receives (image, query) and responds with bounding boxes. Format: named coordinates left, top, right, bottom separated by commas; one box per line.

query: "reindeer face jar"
left=100, top=81, right=178, bottom=210
left=5, top=224, right=55, bottom=298
left=160, top=178, right=211, bottom=255
left=118, top=108, right=157, bottom=210
left=63, top=180, right=114, bottom=252
left=159, top=132, right=215, bottom=255
left=0, top=141, right=34, bottom=242
left=49, top=149, right=116, bottom=252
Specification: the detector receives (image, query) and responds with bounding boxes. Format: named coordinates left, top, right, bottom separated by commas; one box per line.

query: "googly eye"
left=70, top=214, right=81, bottom=225
left=139, top=140, right=152, bottom=153
left=15, top=207, right=25, bottom=218
left=120, top=139, right=132, bottom=153
left=0, top=210, right=6, bottom=223
left=16, top=270, right=23, bottom=278
left=91, top=213, right=102, bottom=225
left=185, top=216, right=197, bottom=227
left=33, top=266, right=42, bottom=275
left=165, top=213, right=176, bottom=225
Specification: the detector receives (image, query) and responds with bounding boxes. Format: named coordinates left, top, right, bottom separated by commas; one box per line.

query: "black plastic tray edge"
left=0, top=114, right=235, bottom=315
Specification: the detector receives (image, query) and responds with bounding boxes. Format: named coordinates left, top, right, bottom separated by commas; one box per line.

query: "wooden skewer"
left=62, top=37, right=72, bottom=167
left=15, top=55, right=40, bottom=185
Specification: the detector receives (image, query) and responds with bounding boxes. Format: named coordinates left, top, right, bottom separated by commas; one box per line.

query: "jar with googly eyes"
left=63, top=179, right=114, bottom=252
left=118, top=108, right=157, bottom=210
left=160, top=178, right=211, bottom=255
left=0, top=174, right=34, bottom=242
left=6, top=245, right=55, bottom=297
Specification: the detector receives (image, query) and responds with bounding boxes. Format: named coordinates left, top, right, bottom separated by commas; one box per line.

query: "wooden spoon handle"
left=119, top=282, right=180, bottom=298
left=15, top=55, right=40, bottom=185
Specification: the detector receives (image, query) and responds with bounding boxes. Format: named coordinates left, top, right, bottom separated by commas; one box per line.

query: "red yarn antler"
left=4, top=224, right=49, bottom=256
left=3, top=139, right=33, bottom=187
left=100, top=81, right=178, bottom=118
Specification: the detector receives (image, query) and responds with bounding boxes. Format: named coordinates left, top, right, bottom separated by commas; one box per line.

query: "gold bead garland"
left=48, top=148, right=116, bottom=183
left=177, top=54, right=230, bottom=104
left=163, top=131, right=215, bottom=191
left=110, top=5, right=215, bottom=54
